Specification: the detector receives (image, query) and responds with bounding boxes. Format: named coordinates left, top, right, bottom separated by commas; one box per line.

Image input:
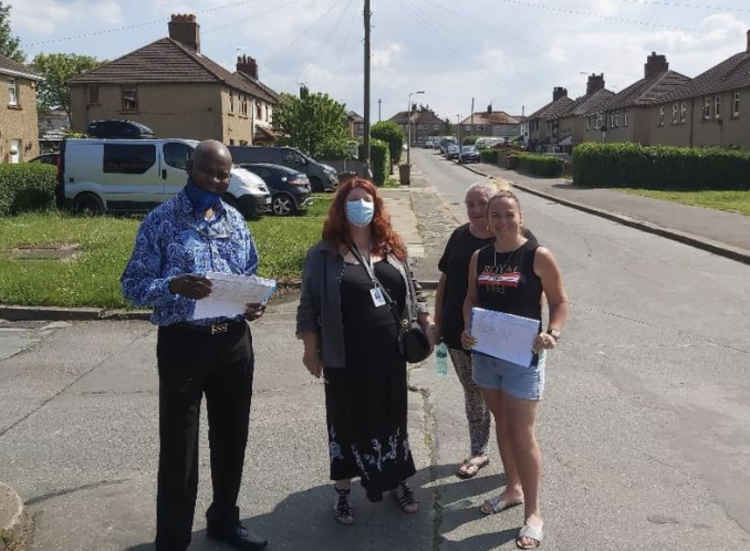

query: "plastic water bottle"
left=435, top=342, right=449, bottom=376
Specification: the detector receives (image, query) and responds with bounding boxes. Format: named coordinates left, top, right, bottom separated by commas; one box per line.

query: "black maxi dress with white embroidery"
left=324, top=258, right=416, bottom=502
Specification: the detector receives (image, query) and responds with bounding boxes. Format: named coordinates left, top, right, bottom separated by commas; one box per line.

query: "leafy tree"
left=272, top=88, right=350, bottom=159
left=32, top=53, right=102, bottom=115
left=0, top=2, right=24, bottom=62
left=371, top=120, right=405, bottom=165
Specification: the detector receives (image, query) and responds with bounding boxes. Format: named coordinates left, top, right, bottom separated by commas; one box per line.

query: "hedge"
left=371, top=121, right=405, bottom=165
left=0, top=163, right=57, bottom=216
left=371, top=138, right=391, bottom=186
left=463, top=135, right=480, bottom=145
left=515, top=152, right=565, bottom=177
left=572, top=142, right=750, bottom=189
left=479, top=149, right=498, bottom=163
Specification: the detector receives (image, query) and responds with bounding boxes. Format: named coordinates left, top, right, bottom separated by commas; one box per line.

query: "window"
left=229, top=90, right=235, bottom=113
left=88, top=85, right=99, bottom=105
left=703, top=96, right=711, bottom=119
left=240, top=95, right=248, bottom=116
left=714, top=95, right=721, bottom=119
left=596, top=113, right=603, bottom=130
left=103, top=144, right=155, bottom=174
left=585, top=117, right=590, bottom=131
left=256, top=102, right=262, bottom=119
left=672, top=103, right=679, bottom=124
left=680, top=103, right=687, bottom=124
left=624, top=111, right=630, bottom=127
left=733, top=91, right=740, bottom=118
left=163, top=142, right=193, bottom=170
left=121, top=86, right=137, bottom=112
left=8, top=79, right=17, bottom=106
left=609, top=114, right=615, bottom=129
left=658, top=106, right=665, bottom=127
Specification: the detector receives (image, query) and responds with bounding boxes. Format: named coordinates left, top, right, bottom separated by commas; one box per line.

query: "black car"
left=458, top=145, right=480, bottom=163
left=29, top=153, right=60, bottom=165
left=86, top=120, right=155, bottom=139
left=238, top=163, right=312, bottom=216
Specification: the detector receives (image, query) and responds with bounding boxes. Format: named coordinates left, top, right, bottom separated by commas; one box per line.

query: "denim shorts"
left=471, top=351, right=546, bottom=400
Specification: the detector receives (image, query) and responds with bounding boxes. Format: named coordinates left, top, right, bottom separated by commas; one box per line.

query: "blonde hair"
left=465, top=176, right=513, bottom=200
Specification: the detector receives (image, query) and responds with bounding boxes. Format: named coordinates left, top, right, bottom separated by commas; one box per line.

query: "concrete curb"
left=461, top=164, right=750, bottom=266
left=0, top=482, right=32, bottom=551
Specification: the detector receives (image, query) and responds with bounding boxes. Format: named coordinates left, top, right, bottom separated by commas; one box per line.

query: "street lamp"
left=406, top=90, right=425, bottom=167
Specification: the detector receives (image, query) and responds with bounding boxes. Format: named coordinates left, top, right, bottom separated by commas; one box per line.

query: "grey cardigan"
left=296, top=239, right=428, bottom=368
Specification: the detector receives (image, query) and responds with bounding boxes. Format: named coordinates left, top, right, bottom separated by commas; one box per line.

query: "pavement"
left=1, top=160, right=749, bottom=550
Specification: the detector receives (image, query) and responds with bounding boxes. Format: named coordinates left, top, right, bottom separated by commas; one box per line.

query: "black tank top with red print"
left=475, top=240, right=542, bottom=321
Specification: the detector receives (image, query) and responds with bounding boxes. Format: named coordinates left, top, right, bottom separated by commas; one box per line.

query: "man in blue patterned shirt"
left=122, top=140, right=267, bottom=551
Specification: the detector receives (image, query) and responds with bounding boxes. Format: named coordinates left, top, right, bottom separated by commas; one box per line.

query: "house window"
left=672, top=103, right=679, bottom=124
left=658, top=106, right=665, bottom=127
left=714, top=95, right=720, bottom=119
left=585, top=117, right=590, bottom=131
left=8, top=79, right=18, bottom=106
left=256, top=102, right=262, bottom=119
left=703, top=96, right=711, bottom=119
left=596, top=113, right=603, bottom=130
left=733, top=91, right=740, bottom=118
left=624, top=111, right=629, bottom=127
left=121, top=86, right=137, bottom=112
left=229, top=90, right=234, bottom=113
left=609, top=114, right=615, bottom=129
left=680, top=102, right=687, bottom=124
left=88, top=85, right=99, bottom=105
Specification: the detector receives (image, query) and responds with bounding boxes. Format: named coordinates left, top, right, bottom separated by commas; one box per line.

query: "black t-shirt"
left=438, top=224, right=538, bottom=349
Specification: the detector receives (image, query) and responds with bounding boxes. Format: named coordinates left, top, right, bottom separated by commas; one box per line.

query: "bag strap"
left=349, top=244, right=403, bottom=325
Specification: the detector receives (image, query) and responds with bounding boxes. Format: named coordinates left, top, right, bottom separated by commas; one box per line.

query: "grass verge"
left=618, top=188, right=750, bottom=216
left=0, top=194, right=332, bottom=308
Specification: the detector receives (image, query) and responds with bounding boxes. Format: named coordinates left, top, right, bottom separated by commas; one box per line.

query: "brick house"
left=0, top=54, right=43, bottom=162
left=556, top=74, right=615, bottom=151
left=648, top=30, right=750, bottom=150
left=389, top=105, right=444, bottom=146
left=346, top=110, right=365, bottom=138
left=459, top=107, right=520, bottom=139
left=526, top=87, right=574, bottom=152
left=588, top=52, right=689, bottom=145
left=70, top=14, right=278, bottom=145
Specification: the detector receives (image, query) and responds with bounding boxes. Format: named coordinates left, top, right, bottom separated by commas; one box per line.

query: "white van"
left=56, top=138, right=272, bottom=218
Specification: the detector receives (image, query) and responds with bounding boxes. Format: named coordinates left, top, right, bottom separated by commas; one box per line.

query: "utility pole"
left=470, top=97, right=475, bottom=126
left=363, top=0, right=371, bottom=166
left=378, top=98, right=382, bottom=122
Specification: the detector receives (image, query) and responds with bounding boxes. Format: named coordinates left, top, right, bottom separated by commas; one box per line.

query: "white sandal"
left=516, top=522, right=544, bottom=549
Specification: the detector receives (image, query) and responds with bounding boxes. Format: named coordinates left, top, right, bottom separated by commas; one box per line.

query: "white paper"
left=470, top=307, right=540, bottom=367
left=192, top=272, right=276, bottom=321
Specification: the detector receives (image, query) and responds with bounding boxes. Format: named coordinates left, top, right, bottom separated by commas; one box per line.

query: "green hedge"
left=463, top=135, right=480, bottom=145
left=572, top=142, right=750, bottom=189
left=479, top=149, right=498, bottom=163
left=0, top=163, right=57, bottom=216
left=371, top=138, right=391, bottom=186
left=515, top=152, right=564, bottom=177
left=371, top=121, right=405, bottom=165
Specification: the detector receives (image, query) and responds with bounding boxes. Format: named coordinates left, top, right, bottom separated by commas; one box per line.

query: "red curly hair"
left=322, top=176, right=406, bottom=261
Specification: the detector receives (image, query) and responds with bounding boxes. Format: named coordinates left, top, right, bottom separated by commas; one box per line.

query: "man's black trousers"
left=154, top=321, right=253, bottom=551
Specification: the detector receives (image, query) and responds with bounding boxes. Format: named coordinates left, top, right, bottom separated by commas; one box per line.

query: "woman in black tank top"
left=461, top=190, right=569, bottom=550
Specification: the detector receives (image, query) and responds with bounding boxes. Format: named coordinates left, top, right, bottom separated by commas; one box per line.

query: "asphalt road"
left=409, top=147, right=750, bottom=550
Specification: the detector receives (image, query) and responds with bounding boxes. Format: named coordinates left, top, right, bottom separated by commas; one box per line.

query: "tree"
left=371, top=120, right=405, bottom=165
left=0, top=2, right=24, bottom=62
left=272, top=88, right=350, bottom=159
left=32, top=53, right=102, bottom=115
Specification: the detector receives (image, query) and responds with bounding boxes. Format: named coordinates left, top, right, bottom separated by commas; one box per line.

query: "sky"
left=12, top=0, right=750, bottom=122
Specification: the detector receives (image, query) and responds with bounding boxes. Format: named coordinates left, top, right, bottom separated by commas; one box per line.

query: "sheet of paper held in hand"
left=470, top=307, right=541, bottom=367
left=192, top=272, right=277, bottom=320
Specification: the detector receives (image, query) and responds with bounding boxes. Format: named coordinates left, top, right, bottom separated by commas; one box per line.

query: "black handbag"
left=349, top=245, right=431, bottom=364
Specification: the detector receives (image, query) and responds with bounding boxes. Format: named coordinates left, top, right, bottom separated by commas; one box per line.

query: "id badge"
left=370, top=286, right=386, bottom=308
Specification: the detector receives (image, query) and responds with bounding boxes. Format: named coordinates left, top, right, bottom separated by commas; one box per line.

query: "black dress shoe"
left=206, top=521, right=268, bottom=551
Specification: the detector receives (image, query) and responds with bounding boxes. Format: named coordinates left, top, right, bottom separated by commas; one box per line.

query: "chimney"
left=169, top=14, right=200, bottom=51
left=553, top=87, right=568, bottom=102
left=237, top=55, right=258, bottom=80
left=487, top=104, right=492, bottom=114
left=586, top=73, right=605, bottom=95
left=644, top=52, right=669, bottom=78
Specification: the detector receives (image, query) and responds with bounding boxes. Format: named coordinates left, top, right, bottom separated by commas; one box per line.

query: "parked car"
left=438, top=137, right=457, bottom=155
left=228, top=146, right=338, bottom=192
left=424, top=137, right=437, bottom=149
left=238, top=163, right=312, bottom=216
left=475, top=137, right=506, bottom=149
left=56, top=138, right=271, bottom=218
left=86, top=120, right=155, bottom=139
left=445, top=144, right=460, bottom=159
left=458, top=145, right=480, bottom=163
left=29, top=153, right=60, bottom=165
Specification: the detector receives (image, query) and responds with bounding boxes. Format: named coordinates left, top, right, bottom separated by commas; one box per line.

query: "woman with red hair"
left=297, top=176, right=433, bottom=524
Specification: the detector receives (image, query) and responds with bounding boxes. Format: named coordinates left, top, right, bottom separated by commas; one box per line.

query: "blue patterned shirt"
left=121, top=189, right=259, bottom=326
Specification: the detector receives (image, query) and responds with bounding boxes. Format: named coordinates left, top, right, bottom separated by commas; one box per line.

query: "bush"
left=0, top=163, right=57, bottom=216
left=370, top=138, right=391, bottom=186
left=371, top=121, right=405, bottom=165
left=572, top=142, right=750, bottom=189
left=463, top=135, right=480, bottom=145
left=480, top=149, right=498, bottom=163
left=515, top=152, right=565, bottom=177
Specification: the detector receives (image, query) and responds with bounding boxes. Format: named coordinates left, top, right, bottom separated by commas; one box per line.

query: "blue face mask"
left=346, top=199, right=375, bottom=227
left=185, top=178, right=221, bottom=213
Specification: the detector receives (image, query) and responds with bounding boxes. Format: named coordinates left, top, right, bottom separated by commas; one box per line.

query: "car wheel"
left=309, top=176, right=323, bottom=192
left=73, top=193, right=104, bottom=215
left=272, top=193, right=295, bottom=216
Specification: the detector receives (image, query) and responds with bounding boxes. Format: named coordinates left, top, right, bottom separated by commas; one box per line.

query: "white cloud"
left=14, top=0, right=123, bottom=36
left=373, top=43, right=402, bottom=69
